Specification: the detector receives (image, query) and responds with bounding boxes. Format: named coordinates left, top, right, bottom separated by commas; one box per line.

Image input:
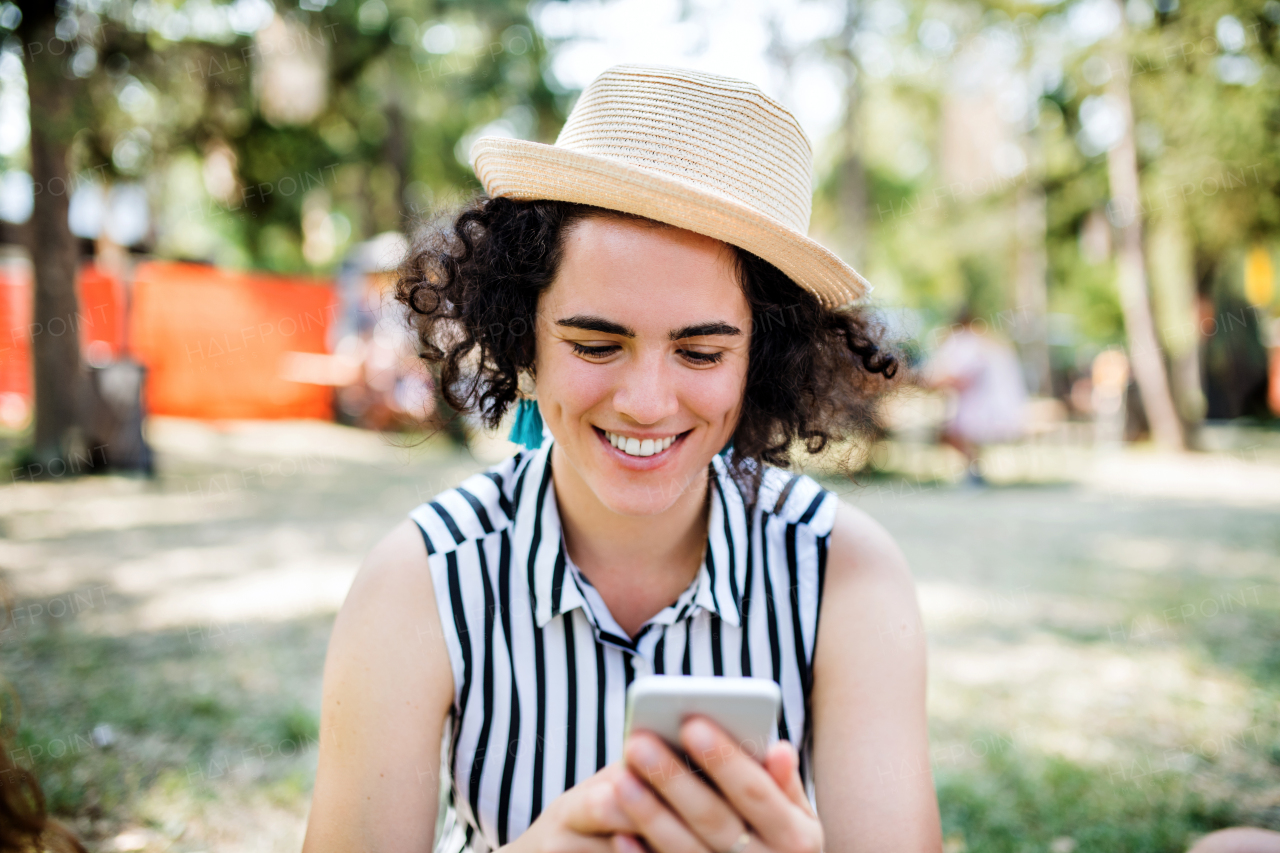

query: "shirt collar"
left=517, top=443, right=750, bottom=631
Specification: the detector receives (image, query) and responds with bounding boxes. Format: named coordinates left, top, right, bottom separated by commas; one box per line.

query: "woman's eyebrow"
left=670, top=322, right=742, bottom=340
left=556, top=315, right=635, bottom=337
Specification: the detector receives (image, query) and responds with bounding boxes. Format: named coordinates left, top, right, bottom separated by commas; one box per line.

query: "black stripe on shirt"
left=468, top=541, right=497, bottom=818
left=759, top=513, right=791, bottom=744
left=527, top=462, right=554, bottom=821
left=594, top=639, right=608, bottom=771
left=681, top=620, right=693, bottom=675
left=482, top=470, right=516, bottom=521
left=798, top=490, right=826, bottom=526
left=786, top=521, right=810, bottom=692
left=710, top=612, right=723, bottom=676
left=551, top=548, right=567, bottom=617
left=713, top=476, right=741, bottom=615
left=432, top=500, right=467, bottom=544
left=740, top=508, right=756, bottom=677
left=444, top=551, right=473, bottom=828
left=413, top=519, right=436, bottom=555
left=563, top=611, right=579, bottom=791
left=495, top=532, right=520, bottom=846
left=457, top=485, right=496, bottom=534
left=785, top=520, right=812, bottom=784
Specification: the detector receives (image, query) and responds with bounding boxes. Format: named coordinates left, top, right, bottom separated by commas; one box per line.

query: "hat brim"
left=471, top=137, right=870, bottom=309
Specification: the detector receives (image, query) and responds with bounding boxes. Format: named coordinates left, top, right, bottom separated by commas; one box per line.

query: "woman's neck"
left=549, top=444, right=711, bottom=638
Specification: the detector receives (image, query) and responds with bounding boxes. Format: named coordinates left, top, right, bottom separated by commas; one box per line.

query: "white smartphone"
left=624, top=675, right=782, bottom=761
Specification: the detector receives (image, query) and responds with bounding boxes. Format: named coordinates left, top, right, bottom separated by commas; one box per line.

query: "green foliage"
left=276, top=707, right=320, bottom=746
left=0, top=616, right=331, bottom=815
left=807, top=0, right=1280, bottom=363
left=1, top=0, right=558, bottom=273
left=937, top=750, right=1238, bottom=853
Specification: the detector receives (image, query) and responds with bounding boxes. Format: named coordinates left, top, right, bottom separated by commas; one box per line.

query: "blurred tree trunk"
left=1103, top=6, right=1186, bottom=451
left=1146, top=204, right=1205, bottom=441
left=1014, top=181, right=1052, bottom=396
left=835, top=0, right=867, bottom=269
left=385, top=100, right=410, bottom=227
left=19, top=4, right=86, bottom=468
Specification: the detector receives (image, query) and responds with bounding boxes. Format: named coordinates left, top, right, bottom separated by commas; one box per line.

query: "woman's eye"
left=679, top=349, right=723, bottom=365
left=570, top=342, right=619, bottom=358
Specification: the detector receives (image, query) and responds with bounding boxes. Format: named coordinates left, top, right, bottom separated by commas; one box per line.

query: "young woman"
left=303, top=65, right=943, bottom=853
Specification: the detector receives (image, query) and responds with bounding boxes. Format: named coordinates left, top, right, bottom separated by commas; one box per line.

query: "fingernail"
left=616, top=772, right=644, bottom=803
left=683, top=719, right=715, bottom=753
left=627, top=735, right=661, bottom=767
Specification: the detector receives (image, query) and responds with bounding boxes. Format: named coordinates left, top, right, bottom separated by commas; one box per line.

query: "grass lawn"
left=1, top=419, right=1277, bottom=851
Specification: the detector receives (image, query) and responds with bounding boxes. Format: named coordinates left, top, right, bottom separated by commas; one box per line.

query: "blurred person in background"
left=1199, top=290, right=1272, bottom=421
left=922, top=309, right=1028, bottom=485
left=1090, top=348, right=1131, bottom=449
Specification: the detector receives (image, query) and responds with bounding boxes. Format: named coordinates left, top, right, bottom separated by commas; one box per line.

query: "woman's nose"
left=612, top=356, right=680, bottom=425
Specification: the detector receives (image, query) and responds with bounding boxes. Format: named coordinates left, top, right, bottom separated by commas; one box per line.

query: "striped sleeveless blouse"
left=410, top=441, right=838, bottom=853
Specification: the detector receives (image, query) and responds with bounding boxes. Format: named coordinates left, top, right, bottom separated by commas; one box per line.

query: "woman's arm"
left=811, top=503, right=942, bottom=853
left=302, top=518, right=456, bottom=853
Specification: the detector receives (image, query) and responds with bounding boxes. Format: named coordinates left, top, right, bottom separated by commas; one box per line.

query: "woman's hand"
left=613, top=716, right=823, bottom=853
left=504, top=763, right=640, bottom=853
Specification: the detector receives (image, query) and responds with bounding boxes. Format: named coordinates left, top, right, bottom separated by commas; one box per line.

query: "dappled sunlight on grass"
left=1, top=422, right=1277, bottom=849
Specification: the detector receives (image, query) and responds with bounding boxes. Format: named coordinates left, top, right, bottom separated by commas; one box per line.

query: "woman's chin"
left=584, top=462, right=709, bottom=517
left=590, top=482, right=700, bottom=517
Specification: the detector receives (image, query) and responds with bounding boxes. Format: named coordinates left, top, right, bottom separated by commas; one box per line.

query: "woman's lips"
left=594, top=427, right=688, bottom=462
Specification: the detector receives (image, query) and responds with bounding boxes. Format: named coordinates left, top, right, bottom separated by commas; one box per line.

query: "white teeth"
left=604, top=431, right=679, bottom=457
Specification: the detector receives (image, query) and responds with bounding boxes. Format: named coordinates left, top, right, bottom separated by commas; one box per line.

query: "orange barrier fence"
left=1271, top=346, right=1280, bottom=416
left=0, top=261, right=33, bottom=405
left=129, top=262, right=337, bottom=420
left=80, top=264, right=127, bottom=362
left=0, top=260, right=339, bottom=424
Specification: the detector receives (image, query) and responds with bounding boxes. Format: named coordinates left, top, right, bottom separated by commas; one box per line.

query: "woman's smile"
left=596, top=427, right=691, bottom=462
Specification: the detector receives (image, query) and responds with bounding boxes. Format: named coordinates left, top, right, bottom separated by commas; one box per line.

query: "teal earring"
left=508, top=394, right=544, bottom=450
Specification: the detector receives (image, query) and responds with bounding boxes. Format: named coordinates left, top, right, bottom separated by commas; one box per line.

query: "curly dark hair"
left=396, top=196, right=898, bottom=476
left=0, top=717, right=85, bottom=853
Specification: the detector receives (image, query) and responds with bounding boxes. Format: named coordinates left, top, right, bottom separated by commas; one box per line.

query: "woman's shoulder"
left=408, top=450, right=537, bottom=558
left=744, top=462, right=913, bottom=592
left=824, top=497, right=915, bottom=605
left=747, top=462, right=841, bottom=535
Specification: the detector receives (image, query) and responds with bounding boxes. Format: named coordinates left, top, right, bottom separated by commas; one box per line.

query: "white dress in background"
left=928, top=328, right=1028, bottom=445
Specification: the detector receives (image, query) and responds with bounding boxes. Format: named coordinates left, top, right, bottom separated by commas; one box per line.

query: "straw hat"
left=469, top=63, right=870, bottom=308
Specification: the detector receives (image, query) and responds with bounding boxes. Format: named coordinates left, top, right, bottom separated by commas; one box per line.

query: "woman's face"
left=534, top=217, right=751, bottom=517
